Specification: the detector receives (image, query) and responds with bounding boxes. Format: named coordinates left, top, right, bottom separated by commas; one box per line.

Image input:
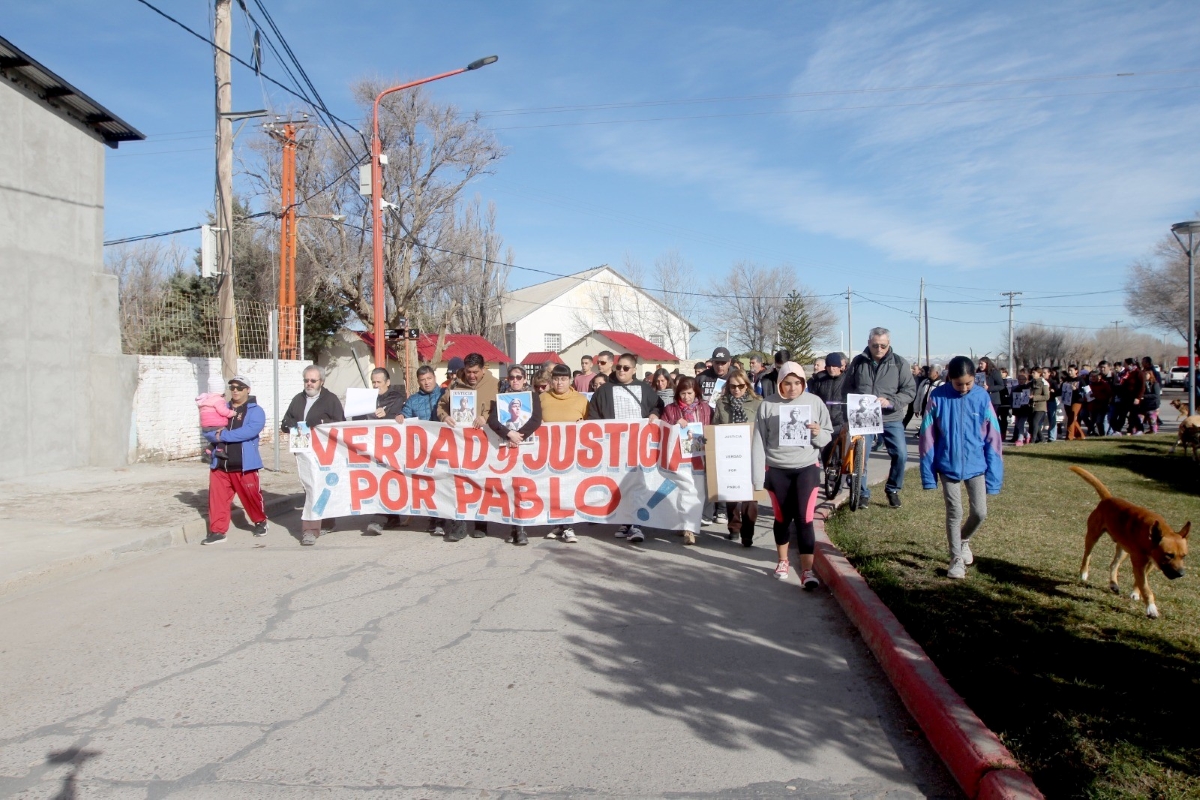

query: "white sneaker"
left=774, top=560, right=790, bottom=581
left=961, top=540, right=974, bottom=566
left=701, top=516, right=715, bottom=526
left=615, top=525, right=630, bottom=538
left=714, top=511, right=728, bottom=524
left=800, top=569, right=820, bottom=591
left=560, top=527, right=578, bottom=543
left=627, top=526, right=645, bottom=542
left=947, top=558, right=967, bottom=579
left=546, top=527, right=561, bottom=539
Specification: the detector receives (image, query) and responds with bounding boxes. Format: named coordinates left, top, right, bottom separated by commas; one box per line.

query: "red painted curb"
left=812, top=507, right=1042, bottom=799
left=977, top=769, right=1044, bottom=800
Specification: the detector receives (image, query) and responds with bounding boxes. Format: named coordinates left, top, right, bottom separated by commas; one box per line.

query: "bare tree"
left=242, top=82, right=506, bottom=334
left=650, top=249, right=701, bottom=358
left=1126, top=233, right=1196, bottom=345
left=104, top=239, right=186, bottom=309
left=710, top=261, right=835, bottom=354
left=1008, top=323, right=1175, bottom=367
left=436, top=197, right=512, bottom=339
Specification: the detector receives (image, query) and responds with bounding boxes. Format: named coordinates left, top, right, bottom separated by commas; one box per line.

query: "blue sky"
left=9, top=1, right=1200, bottom=360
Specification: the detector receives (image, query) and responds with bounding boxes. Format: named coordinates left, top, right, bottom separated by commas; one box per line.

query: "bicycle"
left=823, top=424, right=867, bottom=510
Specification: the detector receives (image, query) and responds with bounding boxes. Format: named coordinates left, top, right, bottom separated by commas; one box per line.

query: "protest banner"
left=294, top=420, right=708, bottom=531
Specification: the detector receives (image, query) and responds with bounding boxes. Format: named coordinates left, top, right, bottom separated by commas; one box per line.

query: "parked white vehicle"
left=1170, top=366, right=1190, bottom=387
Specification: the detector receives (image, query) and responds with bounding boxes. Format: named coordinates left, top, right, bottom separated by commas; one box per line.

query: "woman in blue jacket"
left=918, top=356, right=1004, bottom=579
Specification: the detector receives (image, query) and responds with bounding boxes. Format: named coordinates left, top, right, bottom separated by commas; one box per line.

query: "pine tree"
left=777, top=290, right=816, bottom=365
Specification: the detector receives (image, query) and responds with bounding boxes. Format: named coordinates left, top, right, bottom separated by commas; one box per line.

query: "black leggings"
left=764, top=464, right=822, bottom=554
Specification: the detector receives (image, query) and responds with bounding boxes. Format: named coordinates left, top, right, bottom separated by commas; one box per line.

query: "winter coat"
left=808, top=370, right=848, bottom=428
left=196, top=392, right=236, bottom=428
left=918, top=383, right=1003, bottom=494
left=401, top=386, right=445, bottom=422
left=845, top=348, right=917, bottom=423
left=281, top=387, right=345, bottom=432
left=696, top=367, right=730, bottom=403
left=587, top=379, right=664, bottom=420
left=1028, top=378, right=1050, bottom=412
left=662, top=400, right=712, bottom=427
left=206, top=397, right=265, bottom=472
left=437, top=370, right=500, bottom=423
left=713, top=393, right=762, bottom=426
left=350, top=386, right=407, bottom=421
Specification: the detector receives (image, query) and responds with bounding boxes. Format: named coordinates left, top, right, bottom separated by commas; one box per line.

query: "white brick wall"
left=132, top=356, right=307, bottom=461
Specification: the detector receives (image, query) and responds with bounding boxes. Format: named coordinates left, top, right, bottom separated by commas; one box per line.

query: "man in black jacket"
left=282, top=365, right=345, bottom=545
left=352, top=368, right=407, bottom=421
left=756, top=349, right=790, bottom=398
left=587, top=352, right=663, bottom=543
left=696, top=347, right=733, bottom=402
left=361, top=368, right=409, bottom=535
left=846, top=328, right=916, bottom=509
left=282, top=365, right=345, bottom=432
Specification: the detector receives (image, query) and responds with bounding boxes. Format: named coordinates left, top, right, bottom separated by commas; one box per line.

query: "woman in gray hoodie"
left=752, top=362, right=833, bottom=589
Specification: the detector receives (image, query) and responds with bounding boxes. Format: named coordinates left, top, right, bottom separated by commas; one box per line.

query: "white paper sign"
left=709, top=425, right=754, bottom=502
left=847, top=393, right=884, bottom=436
left=708, top=378, right=727, bottom=407
left=344, top=387, right=378, bottom=418
left=778, top=404, right=812, bottom=447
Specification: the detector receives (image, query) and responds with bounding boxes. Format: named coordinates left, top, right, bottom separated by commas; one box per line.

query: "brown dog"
left=1072, top=466, right=1190, bottom=619
left=1171, top=413, right=1200, bottom=461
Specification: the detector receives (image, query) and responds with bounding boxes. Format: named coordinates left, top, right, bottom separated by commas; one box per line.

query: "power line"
left=132, top=0, right=363, bottom=141
left=477, top=66, right=1200, bottom=118
left=483, top=84, right=1200, bottom=131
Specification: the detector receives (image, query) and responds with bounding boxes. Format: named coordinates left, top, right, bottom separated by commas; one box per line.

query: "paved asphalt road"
left=0, top=503, right=958, bottom=799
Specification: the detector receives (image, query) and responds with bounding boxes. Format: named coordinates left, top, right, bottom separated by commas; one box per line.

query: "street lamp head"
left=1172, top=220, right=1200, bottom=236
left=466, top=55, right=499, bottom=71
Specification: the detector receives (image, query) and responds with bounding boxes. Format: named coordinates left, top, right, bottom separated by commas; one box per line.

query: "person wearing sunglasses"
left=281, top=365, right=345, bottom=545
left=713, top=367, right=762, bottom=547
left=845, top=327, right=916, bottom=509
left=587, top=352, right=664, bottom=543
left=202, top=375, right=269, bottom=545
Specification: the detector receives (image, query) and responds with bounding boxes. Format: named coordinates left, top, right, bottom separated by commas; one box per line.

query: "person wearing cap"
left=756, top=349, right=791, bottom=399
left=441, top=356, right=465, bottom=389
left=751, top=362, right=832, bottom=588
left=697, top=347, right=733, bottom=404
left=809, top=353, right=849, bottom=487
left=281, top=365, right=345, bottom=545
left=845, top=327, right=916, bottom=509
left=202, top=375, right=269, bottom=545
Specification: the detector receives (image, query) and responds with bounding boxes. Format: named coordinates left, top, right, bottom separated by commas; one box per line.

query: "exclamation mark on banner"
left=637, top=479, right=678, bottom=521
left=312, top=472, right=340, bottom=516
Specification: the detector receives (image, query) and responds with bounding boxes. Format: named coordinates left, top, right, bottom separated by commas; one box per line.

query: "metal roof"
left=0, top=35, right=144, bottom=149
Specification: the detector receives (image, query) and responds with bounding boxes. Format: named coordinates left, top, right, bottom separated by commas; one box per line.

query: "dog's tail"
left=1070, top=466, right=1112, bottom=499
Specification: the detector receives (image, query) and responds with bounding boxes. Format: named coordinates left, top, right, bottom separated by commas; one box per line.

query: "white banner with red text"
left=294, top=420, right=708, bottom=531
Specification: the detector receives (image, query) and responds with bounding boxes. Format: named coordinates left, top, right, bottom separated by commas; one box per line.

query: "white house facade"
left=498, top=266, right=698, bottom=363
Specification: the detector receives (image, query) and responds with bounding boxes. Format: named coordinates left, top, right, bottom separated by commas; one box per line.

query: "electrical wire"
left=482, top=84, right=1200, bottom=131
left=132, top=0, right=363, bottom=138
left=476, top=66, right=1200, bottom=118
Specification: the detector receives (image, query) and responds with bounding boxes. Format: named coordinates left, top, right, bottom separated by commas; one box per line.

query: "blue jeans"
left=1046, top=399, right=1058, bottom=441
left=861, top=420, right=907, bottom=498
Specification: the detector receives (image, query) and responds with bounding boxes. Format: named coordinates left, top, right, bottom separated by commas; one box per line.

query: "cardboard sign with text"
left=703, top=424, right=770, bottom=505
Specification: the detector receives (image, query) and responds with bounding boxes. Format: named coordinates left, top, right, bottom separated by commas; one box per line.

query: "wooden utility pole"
left=214, top=0, right=238, bottom=380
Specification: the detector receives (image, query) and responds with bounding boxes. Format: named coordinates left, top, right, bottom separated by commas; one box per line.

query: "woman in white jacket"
left=752, top=362, right=833, bottom=588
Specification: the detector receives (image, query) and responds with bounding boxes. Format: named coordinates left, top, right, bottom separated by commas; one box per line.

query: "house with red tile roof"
left=558, top=330, right=686, bottom=375
left=498, top=265, right=698, bottom=365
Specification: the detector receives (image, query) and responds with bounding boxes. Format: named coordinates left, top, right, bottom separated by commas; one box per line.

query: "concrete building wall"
left=132, top=356, right=306, bottom=461
left=0, top=80, right=137, bottom=480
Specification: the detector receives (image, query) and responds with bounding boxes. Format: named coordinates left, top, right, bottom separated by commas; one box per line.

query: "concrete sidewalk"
left=0, top=461, right=303, bottom=600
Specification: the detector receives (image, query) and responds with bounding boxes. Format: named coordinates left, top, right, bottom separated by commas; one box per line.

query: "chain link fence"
left=119, top=296, right=302, bottom=359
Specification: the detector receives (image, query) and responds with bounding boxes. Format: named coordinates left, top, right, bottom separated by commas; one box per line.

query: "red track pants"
left=207, top=469, right=267, bottom=534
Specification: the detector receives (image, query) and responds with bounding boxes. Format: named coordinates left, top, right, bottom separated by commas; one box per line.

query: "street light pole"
left=370, top=55, right=498, bottom=370
left=1171, top=220, right=1200, bottom=416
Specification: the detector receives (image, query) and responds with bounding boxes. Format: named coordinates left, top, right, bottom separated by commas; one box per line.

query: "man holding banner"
left=437, top=353, right=499, bottom=541
left=588, top=352, right=664, bottom=543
